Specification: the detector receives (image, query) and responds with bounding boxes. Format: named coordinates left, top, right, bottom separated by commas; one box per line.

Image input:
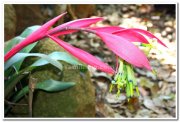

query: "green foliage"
left=5, top=53, right=63, bottom=71
left=5, top=26, right=41, bottom=71
left=13, top=79, right=75, bottom=102
left=4, top=25, right=87, bottom=116
left=32, top=52, right=82, bottom=66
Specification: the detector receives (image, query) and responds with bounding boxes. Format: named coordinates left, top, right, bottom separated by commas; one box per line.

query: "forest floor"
left=65, top=4, right=176, bottom=118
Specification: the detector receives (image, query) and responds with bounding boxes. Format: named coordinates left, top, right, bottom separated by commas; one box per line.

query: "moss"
left=8, top=38, right=95, bottom=117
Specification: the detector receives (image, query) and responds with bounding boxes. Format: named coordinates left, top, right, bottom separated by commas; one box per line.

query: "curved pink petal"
left=48, top=35, right=115, bottom=74
left=112, top=29, right=149, bottom=43
left=90, top=27, right=148, bottom=43
left=48, top=17, right=104, bottom=36
left=96, top=32, right=151, bottom=70
left=127, top=28, right=167, bottom=47
left=90, top=26, right=124, bottom=33
left=5, top=12, right=66, bottom=62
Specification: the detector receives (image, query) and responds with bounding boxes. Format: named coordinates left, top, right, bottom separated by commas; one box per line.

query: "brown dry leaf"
left=105, top=93, right=126, bottom=104
left=139, top=77, right=159, bottom=96
left=127, top=97, right=140, bottom=113
left=143, top=97, right=162, bottom=114
left=96, top=102, right=115, bottom=117
left=135, top=108, right=153, bottom=118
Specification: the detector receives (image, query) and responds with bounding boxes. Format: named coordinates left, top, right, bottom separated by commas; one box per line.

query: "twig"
left=28, top=76, right=37, bottom=117
left=67, top=5, right=78, bottom=20
left=5, top=99, right=28, bottom=106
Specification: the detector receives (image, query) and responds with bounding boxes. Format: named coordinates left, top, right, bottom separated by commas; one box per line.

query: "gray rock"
left=4, top=4, right=16, bottom=41
left=9, top=38, right=95, bottom=117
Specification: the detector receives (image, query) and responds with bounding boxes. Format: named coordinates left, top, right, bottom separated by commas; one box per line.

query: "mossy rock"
left=13, top=5, right=45, bottom=35
left=4, top=4, right=16, bottom=41
left=67, top=5, right=96, bottom=19
left=9, top=38, right=95, bottom=117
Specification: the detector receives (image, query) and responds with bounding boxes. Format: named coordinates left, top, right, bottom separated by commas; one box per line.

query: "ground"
left=65, top=4, right=176, bottom=118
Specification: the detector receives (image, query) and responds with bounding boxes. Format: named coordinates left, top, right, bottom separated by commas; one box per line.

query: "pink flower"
left=5, top=14, right=114, bottom=74
left=5, top=12, right=67, bottom=62
left=4, top=14, right=103, bottom=62
left=52, top=25, right=167, bottom=70
left=48, top=35, right=115, bottom=74
left=90, top=26, right=167, bottom=47
left=95, top=31, right=151, bottom=70
left=47, top=17, right=103, bottom=36
left=121, top=28, right=167, bottom=47
left=5, top=13, right=166, bottom=74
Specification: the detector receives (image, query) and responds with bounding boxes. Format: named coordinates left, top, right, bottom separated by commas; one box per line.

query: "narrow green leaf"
left=13, top=79, right=75, bottom=101
left=20, top=26, right=41, bottom=38
left=32, top=52, right=83, bottom=66
left=5, top=25, right=41, bottom=71
left=126, top=64, right=133, bottom=82
left=118, top=59, right=124, bottom=76
left=126, top=81, right=131, bottom=98
left=129, top=81, right=133, bottom=97
left=4, top=36, right=25, bottom=54
left=5, top=53, right=63, bottom=71
left=36, top=79, right=76, bottom=92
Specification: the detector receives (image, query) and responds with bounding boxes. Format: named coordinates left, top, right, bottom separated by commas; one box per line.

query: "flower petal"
left=90, top=26, right=124, bottom=33
left=5, top=12, right=66, bottom=62
left=92, top=26, right=166, bottom=47
left=112, top=29, right=149, bottom=43
left=96, top=32, right=151, bottom=70
left=48, top=35, right=115, bottom=74
left=127, top=28, right=167, bottom=47
left=90, top=27, right=149, bottom=43
left=48, top=17, right=104, bottom=36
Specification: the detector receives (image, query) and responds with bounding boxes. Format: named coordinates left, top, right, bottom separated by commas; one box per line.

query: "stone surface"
left=53, top=4, right=67, bottom=26
left=67, top=5, right=96, bottom=19
left=13, top=5, right=45, bottom=35
left=9, top=38, right=95, bottom=117
left=4, top=4, right=17, bottom=41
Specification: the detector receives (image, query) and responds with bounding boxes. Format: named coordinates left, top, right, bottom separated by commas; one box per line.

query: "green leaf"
left=36, top=79, right=76, bottom=92
left=4, top=36, right=24, bottom=54
left=32, top=51, right=84, bottom=67
left=13, top=79, right=75, bottom=101
left=5, top=25, right=41, bottom=71
left=20, top=25, right=41, bottom=38
left=5, top=53, right=63, bottom=71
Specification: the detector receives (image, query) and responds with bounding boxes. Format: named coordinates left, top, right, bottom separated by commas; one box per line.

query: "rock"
left=4, top=4, right=16, bottom=41
left=9, top=38, right=95, bottom=117
left=52, top=5, right=67, bottom=26
left=67, top=5, right=96, bottom=19
left=13, top=5, right=45, bottom=35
